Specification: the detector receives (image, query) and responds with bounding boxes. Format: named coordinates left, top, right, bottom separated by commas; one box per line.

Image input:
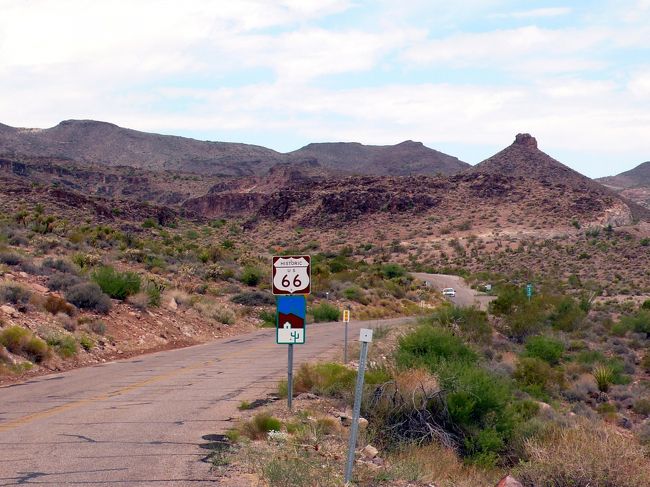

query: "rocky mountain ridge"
left=0, top=120, right=467, bottom=178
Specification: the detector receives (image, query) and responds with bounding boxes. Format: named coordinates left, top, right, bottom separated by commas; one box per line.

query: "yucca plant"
left=592, top=365, right=614, bottom=392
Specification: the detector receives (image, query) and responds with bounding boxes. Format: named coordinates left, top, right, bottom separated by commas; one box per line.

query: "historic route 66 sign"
left=272, top=255, right=311, bottom=295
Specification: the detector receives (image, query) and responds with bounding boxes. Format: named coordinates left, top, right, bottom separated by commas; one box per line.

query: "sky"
left=1, top=0, right=649, bottom=178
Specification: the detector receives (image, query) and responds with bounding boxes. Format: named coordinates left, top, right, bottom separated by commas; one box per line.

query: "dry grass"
left=514, top=419, right=650, bottom=487
left=386, top=442, right=501, bottom=486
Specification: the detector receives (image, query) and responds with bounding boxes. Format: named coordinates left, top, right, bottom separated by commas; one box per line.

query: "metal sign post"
left=344, top=328, right=373, bottom=484
left=273, top=256, right=311, bottom=411
left=287, top=343, right=294, bottom=411
left=526, top=283, right=533, bottom=302
left=343, top=308, right=350, bottom=363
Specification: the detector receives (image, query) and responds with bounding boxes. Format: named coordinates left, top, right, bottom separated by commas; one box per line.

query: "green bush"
left=394, top=325, right=540, bottom=465
left=343, top=286, right=367, bottom=303
left=0, top=326, right=49, bottom=363
left=65, top=283, right=112, bottom=314
left=396, top=325, right=477, bottom=370
left=241, top=413, right=282, bottom=440
left=380, top=263, right=406, bottom=279
left=92, top=266, right=141, bottom=300
left=293, top=362, right=356, bottom=398
left=239, top=266, right=262, bottom=286
left=425, top=306, right=491, bottom=344
left=311, top=302, right=340, bottom=322
left=258, top=310, right=276, bottom=328
left=489, top=285, right=526, bottom=315
left=524, top=336, right=565, bottom=365
left=514, top=357, right=563, bottom=398
left=23, top=337, right=49, bottom=363
left=46, top=334, right=78, bottom=358
left=549, top=297, right=585, bottom=332
left=620, top=310, right=650, bottom=336
left=79, top=335, right=94, bottom=351
left=0, top=326, right=30, bottom=353
left=642, top=299, right=650, bottom=310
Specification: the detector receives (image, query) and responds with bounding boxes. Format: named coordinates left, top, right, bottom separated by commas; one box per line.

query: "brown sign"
left=272, top=255, right=311, bottom=295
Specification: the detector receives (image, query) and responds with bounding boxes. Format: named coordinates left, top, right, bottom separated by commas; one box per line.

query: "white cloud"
left=490, top=7, right=573, bottom=19
left=403, top=25, right=611, bottom=72
left=628, top=70, right=650, bottom=98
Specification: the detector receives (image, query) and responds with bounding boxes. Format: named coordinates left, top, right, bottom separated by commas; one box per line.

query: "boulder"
left=0, top=304, right=19, bottom=317
left=168, top=298, right=178, bottom=311
left=496, top=475, right=523, bottom=487
left=362, top=444, right=378, bottom=459
left=296, top=392, right=318, bottom=400
left=31, top=283, right=49, bottom=294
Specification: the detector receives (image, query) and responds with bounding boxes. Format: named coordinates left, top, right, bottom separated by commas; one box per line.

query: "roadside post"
left=342, top=308, right=350, bottom=363
left=526, top=283, right=533, bottom=302
left=344, top=328, right=373, bottom=484
left=273, top=256, right=311, bottom=411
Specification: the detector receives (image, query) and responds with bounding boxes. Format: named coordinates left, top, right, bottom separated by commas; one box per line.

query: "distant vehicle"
left=442, top=288, right=456, bottom=297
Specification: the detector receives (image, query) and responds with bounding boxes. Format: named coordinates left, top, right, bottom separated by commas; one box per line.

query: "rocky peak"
left=514, top=133, right=537, bottom=149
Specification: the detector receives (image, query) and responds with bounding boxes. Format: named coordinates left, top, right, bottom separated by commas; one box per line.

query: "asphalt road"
left=0, top=317, right=412, bottom=486
left=412, top=273, right=495, bottom=310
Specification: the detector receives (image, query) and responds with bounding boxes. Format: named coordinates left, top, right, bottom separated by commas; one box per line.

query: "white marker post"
left=344, top=328, right=373, bottom=484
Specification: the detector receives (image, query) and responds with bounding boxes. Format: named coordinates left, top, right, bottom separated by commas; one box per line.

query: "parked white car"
left=442, top=288, right=456, bottom=297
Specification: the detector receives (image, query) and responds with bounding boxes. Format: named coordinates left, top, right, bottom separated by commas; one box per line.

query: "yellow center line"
left=0, top=341, right=278, bottom=433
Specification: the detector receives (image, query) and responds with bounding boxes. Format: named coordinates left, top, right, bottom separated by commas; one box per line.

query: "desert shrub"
left=311, top=302, right=340, bottom=322
left=0, top=251, right=22, bottom=266
left=144, top=280, right=163, bottom=307
left=92, top=266, right=140, bottom=300
left=0, top=284, right=31, bottom=305
left=641, top=354, right=650, bottom=373
left=293, top=362, right=356, bottom=398
left=523, top=336, right=565, bottom=365
left=195, top=301, right=236, bottom=325
left=395, top=325, right=539, bottom=465
left=65, top=283, right=112, bottom=314
left=380, top=263, right=406, bottom=279
left=0, top=326, right=49, bottom=363
left=424, top=306, right=491, bottom=344
left=620, top=310, right=650, bottom=336
left=343, top=286, right=367, bottom=304
left=231, top=291, right=274, bottom=306
left=514, top=420, right=650, bottom=487
left=0, top=326, right=30, bottom=352
left=87, top=320, right=107, bottom=335
left=47, top=272, right=82, bottom=292
left=44, top=295, right=75, bottom=316
left=549, top=297, right=585, bottom=332
left=127, top=292, right=149, bottom=310
left=23, top=336, right=49, bottom=363
left=632, top=398, right=650, bottom=416
left=79, top=335, right=94, bottom=351
left=489, top=285, right=526, bottom=315
left=240, top=413, right=282, bottom=440
left=514, top=357, right=564, bottom=398
left=642, top=299, right=650, bottom=310
left=503, top=302, right=547, bottom=342
left=239, top=266, right=262, bottom=286
left=46, top=334, right=77, bottom=358
left=41, top=258, right=78, bottom=275
left=56, top=312, right=76, bottom=332
left=258, top=310, right=276, bottom=327
left=263, top=457, right=318, bottom=487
